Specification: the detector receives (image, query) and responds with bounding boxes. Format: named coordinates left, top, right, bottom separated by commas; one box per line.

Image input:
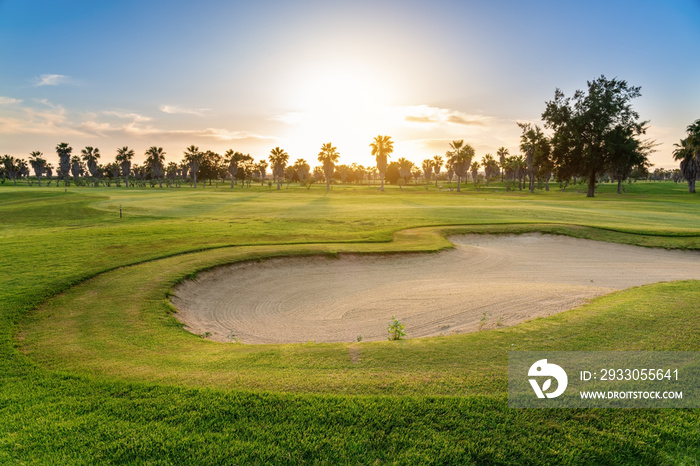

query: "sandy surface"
left=171, top=234, right=700, bottom=343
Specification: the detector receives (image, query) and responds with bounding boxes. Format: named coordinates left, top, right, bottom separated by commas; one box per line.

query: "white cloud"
left=34, top=74, right=71, bottom=87
left=159, top=104, right=209, bottom=116
left=399, top=105, right=491, bottom=127
left=103, top=110, right=152, bottom=122
left=0, top=96, right=22, bottom=105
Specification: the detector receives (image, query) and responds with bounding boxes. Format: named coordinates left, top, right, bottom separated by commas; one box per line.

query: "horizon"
left=1, top=0, right=699, bottom=169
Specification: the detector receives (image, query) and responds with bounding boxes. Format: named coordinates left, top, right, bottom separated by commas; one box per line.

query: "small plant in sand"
left=356, top=334, right=363, bottom=342
left=478, top=312, right=490, bottom=331
left=387, top=316, right=406, bottom=341
left=496, top=316, right=504, bottom=327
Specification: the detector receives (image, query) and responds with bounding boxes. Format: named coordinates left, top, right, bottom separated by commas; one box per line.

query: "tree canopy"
left=542, top=75, right=647, bottom=197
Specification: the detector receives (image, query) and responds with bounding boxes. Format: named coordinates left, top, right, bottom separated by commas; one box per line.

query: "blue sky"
left=1, top=0, right=698, bottom=168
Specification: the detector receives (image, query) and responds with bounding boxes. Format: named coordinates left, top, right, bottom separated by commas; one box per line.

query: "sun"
left=269, top=61, right=405, bottom=164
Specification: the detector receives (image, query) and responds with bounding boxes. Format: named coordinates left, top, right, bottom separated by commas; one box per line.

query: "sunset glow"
left=0, top=1, right=698, bottom=168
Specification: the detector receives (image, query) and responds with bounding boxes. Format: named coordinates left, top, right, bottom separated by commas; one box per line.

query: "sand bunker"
left=171, top=234, right=700, bottom=343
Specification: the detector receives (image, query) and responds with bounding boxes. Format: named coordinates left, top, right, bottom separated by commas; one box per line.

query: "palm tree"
left=224, top=149, right=241, bottom=188
left=432, top=155, right=443, bottom=187
left=317, top=142, right=340, bottom=191
left=370, top=135, right=394, bottom=191
left=687, top=119, right=700, bottom=161
left=294, top=158, right=311, bottom=186
left=497, top=147, right=509, bottom=181
left=55, top=142, right=72, bottom=186
left=673, top=138, right=697, bottom=193
left=81, top=146, right=101, bottom=186
left=257, top=160, right=268, bottom=186
left=115, top=146, right=135, bottom=188
left=268, top=147, right=289, bottom=190
left=183, top=145, right=203, bottom=188
left=145, top=146, right=166, bottom=188
left=28, top=151, right=47, bottom=187
left=397, top=157, right=414, bottom=189
left=448, top=140, right=474, bottom=192
left=470, top=161, right=480, bottom=186
left=481, top=153, right=499, bottom=184
left=421, top=159, right=433, bottom=185
left=70, top=156, right=83, bottom=180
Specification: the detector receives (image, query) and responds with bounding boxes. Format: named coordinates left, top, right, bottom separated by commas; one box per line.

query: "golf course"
left=2, top=180, right=699, bottom=464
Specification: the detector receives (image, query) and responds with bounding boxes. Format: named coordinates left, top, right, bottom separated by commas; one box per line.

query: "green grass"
left=1, top=181, right=699, bottom=464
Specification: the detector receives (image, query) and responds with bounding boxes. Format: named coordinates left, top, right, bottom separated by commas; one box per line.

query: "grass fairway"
left=2, top=181, right=700, bottom=464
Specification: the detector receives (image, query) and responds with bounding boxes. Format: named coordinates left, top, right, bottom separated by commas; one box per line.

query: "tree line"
left=2, top=76, right=698, bottom=196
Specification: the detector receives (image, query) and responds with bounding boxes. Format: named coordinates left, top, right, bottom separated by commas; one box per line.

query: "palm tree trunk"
left=380, top=173, right=385, bottom=191
left=125, top=175, right=129, bottom=188
left=193, top=174, right=197, bottom=188
left=617, top=179, right=622, bottom=194
left=457, top=176, right=461, bottom=192
left=231, top=177, right=234, bottom=188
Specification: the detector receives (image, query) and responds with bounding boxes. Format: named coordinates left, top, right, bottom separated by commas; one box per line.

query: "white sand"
left=171, top=234, right=700, bottom=343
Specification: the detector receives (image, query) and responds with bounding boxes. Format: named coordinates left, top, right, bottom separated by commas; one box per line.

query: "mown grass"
left=1, top=181, right=699, bottom=464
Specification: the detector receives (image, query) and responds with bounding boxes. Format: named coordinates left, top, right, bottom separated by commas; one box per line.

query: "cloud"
left=270, top=112, right=309, bottom=125
left=34, top=74, right=71, bottom=87
left=400, top=105, right=490, bottom=127
left=0, top=99, right=86, bottom=137
left=0, top=96, right=22, bottom=105
left=103, top=110, right=152, bottom=122
left=79, top=117, right=271, bottom=142
left=159, top=104, right=209, bottom=116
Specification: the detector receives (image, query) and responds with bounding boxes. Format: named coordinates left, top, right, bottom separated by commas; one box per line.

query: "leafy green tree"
left=1, top=155, right=20, bottom=186
left=116, top=146, right=135, bottom=188
left=432, top=155, right=443, bottom=186
left=28, top=151, right=47, bottom=187
left=145, top=146, right=166, bottom=188
left=183, top=145, right=203, bottom=188
left=608, top=127, right=655, bottom=193
left=318, top=142, right=340, bottom=191
left=542, top=75, right=646, bottom=197
left=198, top=151, right=225, bottom=186
left=56, top=142, right=72, bottom=186
left=335, top=164, right=351, bottom=184
left=384, top=161, right=400, bottom=185
left=370, top=135, right=393, bottom=191
left=268, top=147, right=289, bottom=190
